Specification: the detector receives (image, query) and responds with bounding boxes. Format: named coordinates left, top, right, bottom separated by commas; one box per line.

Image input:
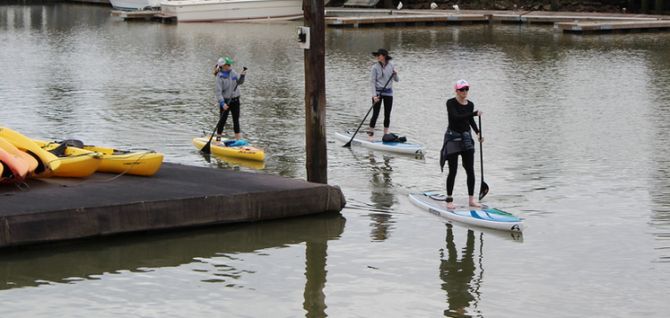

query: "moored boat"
left=160, top=0, right=303, bottom=22
left=110, top=0, right=161, bottom=11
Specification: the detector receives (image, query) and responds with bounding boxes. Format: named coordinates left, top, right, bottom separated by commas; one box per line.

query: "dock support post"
left=303, top=0, right=328, bottom=184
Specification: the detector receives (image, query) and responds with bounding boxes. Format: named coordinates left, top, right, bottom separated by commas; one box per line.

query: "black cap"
left=371, top=48, right=392, bottom=60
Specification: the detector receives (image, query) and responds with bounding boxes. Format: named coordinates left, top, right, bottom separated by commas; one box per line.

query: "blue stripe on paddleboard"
left=470, top=210, right=483, bottom=219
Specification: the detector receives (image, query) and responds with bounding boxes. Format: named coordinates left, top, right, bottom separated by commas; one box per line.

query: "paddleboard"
left=334, top=131, right=424, bottom=155
left=409, top=192, right=524, bottom=232
left=193, top=136, right=265, bottom=162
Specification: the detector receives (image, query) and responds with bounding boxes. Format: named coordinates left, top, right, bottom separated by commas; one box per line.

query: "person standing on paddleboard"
left=440, top=79, right=483, bottom=210
left=214, top=56, right=246, bottom=141
left=368, top=48, right=399, bottom=137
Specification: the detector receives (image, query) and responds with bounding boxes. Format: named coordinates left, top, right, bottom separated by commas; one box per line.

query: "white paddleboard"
left=409, top=192, right=524, bottom=232
left=335, top=131, right=424, bottom=155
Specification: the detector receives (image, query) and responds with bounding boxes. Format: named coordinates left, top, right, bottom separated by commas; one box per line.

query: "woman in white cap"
left=213, top=56, right=246, bottom=141
left=368, top=48, right=399, bottom=137
left=439, top=79, right=483, bottom=209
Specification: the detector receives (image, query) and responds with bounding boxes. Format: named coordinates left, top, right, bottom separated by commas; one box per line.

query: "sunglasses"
left=457, top=87, right=469, bottom=92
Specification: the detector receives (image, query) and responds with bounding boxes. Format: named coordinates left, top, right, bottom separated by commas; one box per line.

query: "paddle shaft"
left=479, top=116, right=483, bottom=177
left=343, top=73, right=395, bottom=147
left=478, top=116, right=489, bottom=200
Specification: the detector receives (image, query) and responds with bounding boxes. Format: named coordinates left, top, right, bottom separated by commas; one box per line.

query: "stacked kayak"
left=409, top=192, right=524, bottom=232
left=32, top=140, right=102, bottom=178
left=334, top=131, right=424, bottom=155
left=0, top=127, right=164, bottom=183
left=0, top=127, right=61, bottom=176
left=192, top=136, right=265, bottom=162
left=81, top=145, right=164, bottom=177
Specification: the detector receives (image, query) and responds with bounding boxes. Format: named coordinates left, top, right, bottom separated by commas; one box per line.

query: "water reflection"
left=367, top=152, right=396, bottom=242
left=0, top=212, right=345, bottom=294
left=198, top=152, right=266, bottom=170
left=440, top=224, right=482, bottom=317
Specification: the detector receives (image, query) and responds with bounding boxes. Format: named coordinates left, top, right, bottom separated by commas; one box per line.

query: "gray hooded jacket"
left=370, top=61, right=399, bottom=97
left=215, top=70, right=245, bottom=104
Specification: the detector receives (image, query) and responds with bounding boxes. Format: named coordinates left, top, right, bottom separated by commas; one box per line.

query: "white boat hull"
left=160, top=0, right=303, bottom=22
left=111, top=0, right=161, bottom=10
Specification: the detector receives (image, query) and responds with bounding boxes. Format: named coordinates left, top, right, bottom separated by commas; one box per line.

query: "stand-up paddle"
left=478, top=116, right=489, bottom=200
left=343, top=74, right=394, bottom=148
left=200, top=66, right=247, bottom=154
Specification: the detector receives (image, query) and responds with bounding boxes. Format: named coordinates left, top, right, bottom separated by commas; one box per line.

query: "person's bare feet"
left=447, top=202, right=456, bottom=210
left=468, top=196, right=482, bottom=208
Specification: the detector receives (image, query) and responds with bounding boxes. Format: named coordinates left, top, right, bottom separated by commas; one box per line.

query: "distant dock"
left=324, top=8, right=670, bottom=34
left=556, top=19, right=670, bottom=33
left=0, top=163, right=345, bottom=248
left=111, top=9, right=176, bottom=23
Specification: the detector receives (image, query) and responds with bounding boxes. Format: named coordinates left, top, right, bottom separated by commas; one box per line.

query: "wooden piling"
left=303, top=0, right=328, bottom=184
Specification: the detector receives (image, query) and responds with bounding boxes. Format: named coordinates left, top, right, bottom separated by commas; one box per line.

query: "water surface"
left=1, top=3, right=670, bottom=317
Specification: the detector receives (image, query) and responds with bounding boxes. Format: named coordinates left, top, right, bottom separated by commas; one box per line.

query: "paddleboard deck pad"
left=334, top=131, right=424, bottom=155
left=409, top=191, right=524, bottom=232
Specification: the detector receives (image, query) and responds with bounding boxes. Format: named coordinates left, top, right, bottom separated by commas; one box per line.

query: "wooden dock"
left=0, top=163, right=345, bottom=248
left=326, top=13, right=488, bottom=27
left=556, top=20, right=670, bottom=33
left=111, top=10, right=177, bottom=23
left=322, top=8, right=670, bottom=33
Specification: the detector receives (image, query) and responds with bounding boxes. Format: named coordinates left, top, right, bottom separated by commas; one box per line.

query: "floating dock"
left=111, top=10, right=177, bottom=23
left=323, top=8, right=670, bottom=33
left=556, top=19, right=670, bottom=33
left=0, top=163, right=346, bottom=248
left=326, top=13, right=488, bottom=27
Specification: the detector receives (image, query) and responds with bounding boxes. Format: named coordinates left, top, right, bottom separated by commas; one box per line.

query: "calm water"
left=2, top=3, right=670, bottom=317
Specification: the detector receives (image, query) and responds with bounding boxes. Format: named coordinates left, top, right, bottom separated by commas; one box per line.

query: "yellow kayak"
left=33, top=140, right=101, bottom=178
left=82, top=145, right=164, bottom=177
left=192, top=137, right=265, bottom=162
left=0, top=127, right=61, bottom=174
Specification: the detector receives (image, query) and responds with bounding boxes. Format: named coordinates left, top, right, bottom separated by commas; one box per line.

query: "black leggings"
left=369, top=95, right=393, bottom=129
left=217, top=98, right=241, bottom=134
left=446, top=150, right=476, bottom=197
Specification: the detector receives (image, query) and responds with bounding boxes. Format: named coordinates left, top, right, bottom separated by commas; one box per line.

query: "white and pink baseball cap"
left=454, top=79, right=469, bottom=90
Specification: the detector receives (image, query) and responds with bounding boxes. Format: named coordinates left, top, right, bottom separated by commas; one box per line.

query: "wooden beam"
left=303, top=0, right=328, bottom=184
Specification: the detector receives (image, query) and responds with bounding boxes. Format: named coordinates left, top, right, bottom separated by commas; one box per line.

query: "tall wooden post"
left=303, top=0, right=327, bottom=184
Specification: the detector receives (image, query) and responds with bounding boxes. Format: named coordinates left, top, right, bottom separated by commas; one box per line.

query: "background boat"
left=110, top=0, right=161, bottom=11
left=160, top=0, right=303, bottom=22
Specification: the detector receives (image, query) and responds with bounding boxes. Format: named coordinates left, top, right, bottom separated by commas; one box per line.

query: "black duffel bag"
left=382, top=133, right=407, bottom=143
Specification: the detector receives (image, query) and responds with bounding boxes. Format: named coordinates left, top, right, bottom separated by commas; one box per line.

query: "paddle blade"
left=342, top=141, right=352, bottom=148
left=200, top=140, right=212, bottom=154
left=478, top=180, right=489, bottom=201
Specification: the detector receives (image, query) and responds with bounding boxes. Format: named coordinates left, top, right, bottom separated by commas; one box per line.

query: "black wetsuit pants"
left=217, top=97, right=241, bottom=135
left=446, top=150, right=476, bottom=197
left=369, top=95, right=393, bottom=129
